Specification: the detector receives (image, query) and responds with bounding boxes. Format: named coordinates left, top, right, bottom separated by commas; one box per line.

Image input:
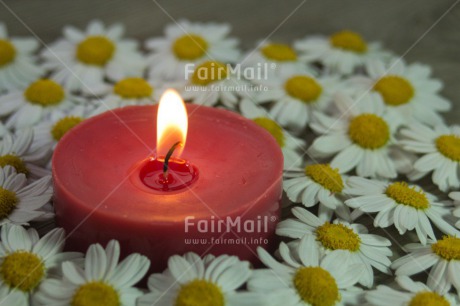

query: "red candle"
left=52, top=90, right=283, bottom=271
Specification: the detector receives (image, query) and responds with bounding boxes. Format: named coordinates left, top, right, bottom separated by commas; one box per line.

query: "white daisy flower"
left=0, top=166, right=53, bottom=225
left=0, top=129, right=49, bottom=179
left=32, top=105, right=94, bottom=165
left=0, top=23, right=43, bottom=92
left=239, top=98, right=304, bottom=169
left=0, top=78, right=83, bottom=130
left=283, top=164, right=352, bottom=220
left=90, top=77, right=176, bottom=116
left=350, top=59, right=450, bottom=126
left=277, top=207, right=392, bottom=288
left=294, top=30, right=391, bottom=75
left=240, top=41, right=301, bottom=76
left=0, top=285, right=27, bottom=306
left=248, top=235, right=363, bottom=306
left=0, top=224, right=82, bottom=303
left=449, top=192, right=460, bottom=228
left=181, top=60, right=247, bottom=108
left=391, top=236, right=460, bottom=295
left=36, top=240, right=150, bottom=306
left=146, top=20, right=240, bottom=80
left=345, top=176, right=460, bottom=245
left=400, top=123, right=460, bottom=191
left=138, top=252, right=265, bottom=306
left=309, top=92, right=412, bottom=178
left=42, top=20, right=145, bottom=95
left=366, top=275, right=458, bottom=306
left=249, top=65, right=340, bottom=132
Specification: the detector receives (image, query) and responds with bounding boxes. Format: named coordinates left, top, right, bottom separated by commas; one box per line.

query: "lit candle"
left=53, top=90, right=283, bottom=271
left=139, top=90, right=198, bottom=192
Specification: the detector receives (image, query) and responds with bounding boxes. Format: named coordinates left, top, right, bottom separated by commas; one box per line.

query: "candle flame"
left=156, top=89, right=188, bottom=158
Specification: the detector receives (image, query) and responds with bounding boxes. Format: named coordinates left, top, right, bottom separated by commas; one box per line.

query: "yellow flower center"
left=0, top=154, right=29, bottom=175
left=191, top=61, right=228, bottom=86
left=0, top=187, right=18, bottom=220
left=385, top=182, right=430, bottom=210
left=431, top=236, right=460, bottom=261
left=173, top=34, right=208, bottom=60
left=409, top=291, right=450, bottom=306
left=260, top=43, right=297, bottom=61
left=436, top=135, right=460, bottom=162
left=348, top=114, right=390, bottom=149
left=76, top=36, right=115, bottom=66
left=330, top=30, right=367, bottom=53
left=316, top=222, right=361, bottom=252
left=24, top=79, right=65, bottom=107
left=305, top=164, right=344, bottom=193
left=373, top=76, right=414, bottom=106
left=253, top=117, right=285, bottom=147
left=0, top=39, right=16, bottom=67
left=293, top=267, right=340, bottom=306
left=284, top=76, right=322, bottom=104
left=0, top=251, right=45, bottom=292
left=51, top=116, right=84, bottom=142
left=113, top=77, right=153, bottom=99
left=175, top=279, right=224, bottom=306
left=72, top=282, right=120, bottom=306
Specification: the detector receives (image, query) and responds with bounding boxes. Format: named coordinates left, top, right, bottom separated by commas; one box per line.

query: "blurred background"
left=1, top=0, right=459, bottom=121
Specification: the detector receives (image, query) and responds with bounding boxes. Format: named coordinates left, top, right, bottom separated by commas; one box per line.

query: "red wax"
left=139, top=157, right=199, bottom=192
left=52, top=105, right=283, bottom=271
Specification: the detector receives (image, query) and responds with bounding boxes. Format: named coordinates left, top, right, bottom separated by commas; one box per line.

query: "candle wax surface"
left=139, top=157, right=199, bottom=192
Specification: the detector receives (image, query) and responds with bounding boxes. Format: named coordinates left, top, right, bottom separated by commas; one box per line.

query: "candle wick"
left=163, top=141, right=183, bottom=179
